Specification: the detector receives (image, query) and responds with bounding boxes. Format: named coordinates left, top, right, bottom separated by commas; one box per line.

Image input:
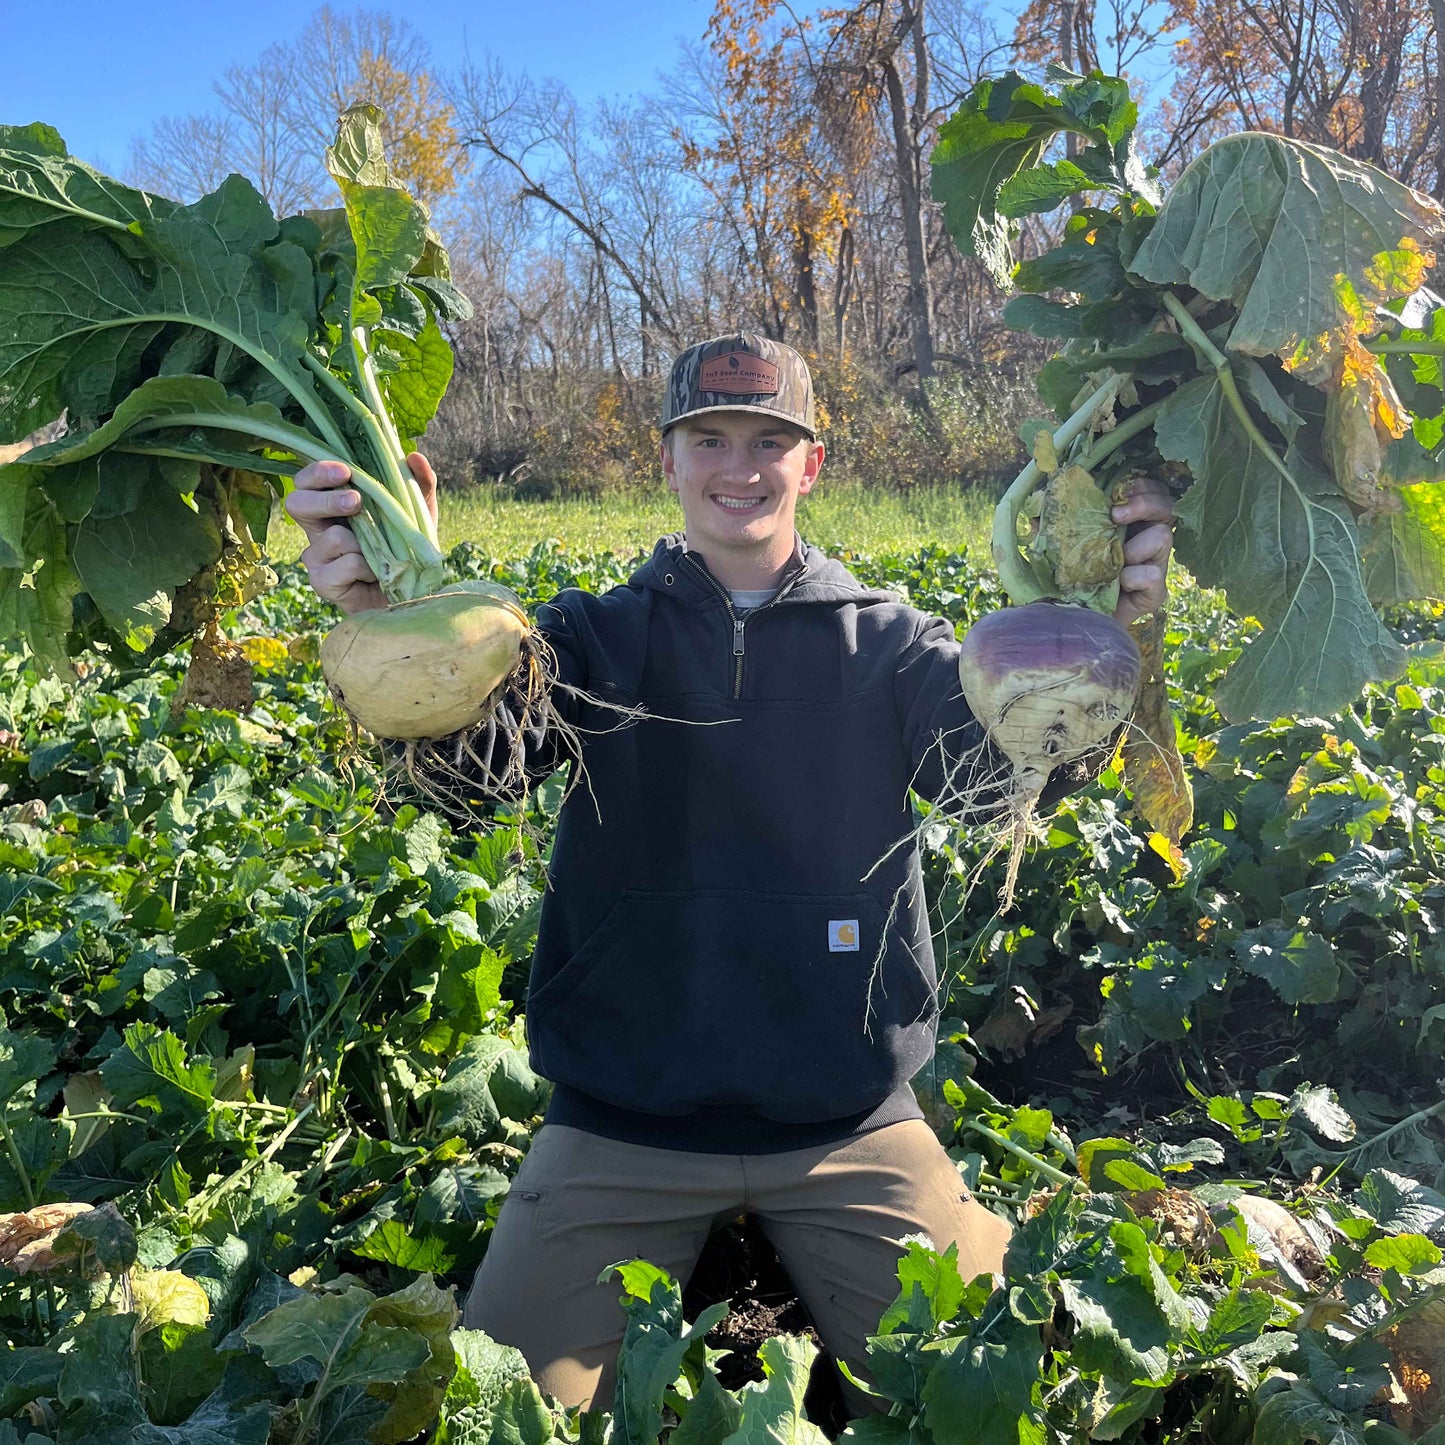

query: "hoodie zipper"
left=682, top=552, right=811, bottom=700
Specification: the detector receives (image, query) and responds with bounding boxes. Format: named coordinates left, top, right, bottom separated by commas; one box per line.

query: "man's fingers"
left=1111, top=476, right=1175, bottom=528
left=1119, top=562, right=1166, bottom=604
left=285, top=460, right=362, bottom=538
left=286, top=487, right=363, bottom=534
left=406, top=451, right=439, bottom=528
left=1122, top=522, right=1173, bottom=568
left=300, top=523, right=368, bottom=568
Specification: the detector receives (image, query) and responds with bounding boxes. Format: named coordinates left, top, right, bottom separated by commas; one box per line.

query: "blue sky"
left=3, top=0, right=715, bottom=175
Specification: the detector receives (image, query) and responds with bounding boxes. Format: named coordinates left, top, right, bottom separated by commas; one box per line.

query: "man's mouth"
left=713, top=494, right=766, bottom=512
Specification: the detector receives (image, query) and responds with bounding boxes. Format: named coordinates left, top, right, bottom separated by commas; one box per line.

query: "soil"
left=681, top=1215, right=852, bottom=1439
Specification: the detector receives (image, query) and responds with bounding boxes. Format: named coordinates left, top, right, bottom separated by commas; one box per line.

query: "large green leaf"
left=101, top=1022, right=217, bottom=1124
left=1359, top=480, right=1445, bottom=604
left=0, top=479, right=84, bottom=672
left=0, top=1345, right=62, bottom=1416
left=0, top=186, right=315, bottom=443
left=1130, top=133, right=1443, bottom=377
left=364, top=1275, right=459, bottom=1445
left=931, top=68, right=1152, bottom=288
left=1234, top=928, right=1342, bottom=1004
left=0, top=122, right=170, bottom=249
left=1155, top=371, right=1406, bottom=719
left=610, top=1266, right=729, bottom=1445
left=243, top=1284, right=433, bottom=1408
left=920, top=1314, right=1047, bottom=1445
left=720, top=1335, right=829, bottom=1445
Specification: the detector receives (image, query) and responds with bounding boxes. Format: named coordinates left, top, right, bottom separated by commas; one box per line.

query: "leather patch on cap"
left=699, top=352, right=780, bottom=395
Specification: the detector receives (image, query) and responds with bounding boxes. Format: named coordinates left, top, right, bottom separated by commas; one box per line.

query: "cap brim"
left=662, top=403, right=816, bottom=441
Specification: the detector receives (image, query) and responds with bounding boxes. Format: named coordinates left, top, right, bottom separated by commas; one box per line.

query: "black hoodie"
left=498, top=535, right=1075, bottom=1153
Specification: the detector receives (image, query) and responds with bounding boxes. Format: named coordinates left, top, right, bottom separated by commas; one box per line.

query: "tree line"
left=127, top=0, right=1444, bottom=494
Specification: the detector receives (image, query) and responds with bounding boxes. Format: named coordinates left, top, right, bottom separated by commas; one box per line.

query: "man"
left=286, top=334, right=1174, bottom=1411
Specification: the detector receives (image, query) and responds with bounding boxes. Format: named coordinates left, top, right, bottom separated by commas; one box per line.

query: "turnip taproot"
left=320, top=584, right=531, bottom=741
left=957, top=602, right=1140, bottom=794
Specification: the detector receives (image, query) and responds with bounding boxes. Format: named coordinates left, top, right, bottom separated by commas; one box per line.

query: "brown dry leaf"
left=1234, top=1195, right=1327, bottom=1281
left=974, top=991, right=1073, bottom=1060
left=1386, top=1299, right=1445, bottom=1433
left=1121, top=608, right=1193, bottom=873
left=1124, top=1187, right=1219, bottom=1256
left=175, top=619, right=254, bottom=714
left=0, top=1203, right=94, bottom=1274
left=1036, top=465, right=1124, bottom=598
left=1325, top=333, right=1410, bottom=517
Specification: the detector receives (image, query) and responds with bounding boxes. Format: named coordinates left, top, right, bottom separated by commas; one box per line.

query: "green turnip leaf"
left=1155, top=371, right=1406, bottom=720
left=919, top=1314, right=1047, bottom=1445
left=1130, top=134, right=1441, bottom=378
left=931, top=68, right=1152, bottom=288
left=0, top=121, right=172, bottom=248
left=721, top=1335, right=829, bottom=1445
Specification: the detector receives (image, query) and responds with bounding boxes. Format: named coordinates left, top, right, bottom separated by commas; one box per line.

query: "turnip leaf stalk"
left=0, top=107, right=568, bottom=812
left=931, top=65, right=1445, bottom=876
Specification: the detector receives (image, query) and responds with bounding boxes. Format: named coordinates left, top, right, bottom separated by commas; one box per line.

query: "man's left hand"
left=1110, top=477, right=1176, bottom=627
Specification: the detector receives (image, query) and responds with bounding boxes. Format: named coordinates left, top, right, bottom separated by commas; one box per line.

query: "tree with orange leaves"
left=679, top=0, right=858, bottom=348
left=1165, top=0, right=1440, bottom=191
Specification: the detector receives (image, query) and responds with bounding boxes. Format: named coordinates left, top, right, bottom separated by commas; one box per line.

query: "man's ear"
left=797, top=440, right=825, bottom=496
left=660, top=437, right=678, bottom=494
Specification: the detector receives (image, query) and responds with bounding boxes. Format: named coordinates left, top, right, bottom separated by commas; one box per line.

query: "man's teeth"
left=716, top=496, right=763, bottom=510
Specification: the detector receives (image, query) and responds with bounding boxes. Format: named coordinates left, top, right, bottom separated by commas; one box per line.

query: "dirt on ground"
left=682, top=1216, right=852, bottom=1438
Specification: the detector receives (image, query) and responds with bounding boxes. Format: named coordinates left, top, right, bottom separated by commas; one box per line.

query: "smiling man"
left=286, top=332, right=1175, bottom=1416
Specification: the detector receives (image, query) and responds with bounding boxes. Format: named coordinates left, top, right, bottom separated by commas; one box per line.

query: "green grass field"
left=265, top=480, right=998, bottom=565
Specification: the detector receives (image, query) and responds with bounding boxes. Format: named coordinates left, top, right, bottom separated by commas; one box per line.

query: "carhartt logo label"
left=699, top=352, right=780, bottom=395
left=829, top=920, right=860, bottom=952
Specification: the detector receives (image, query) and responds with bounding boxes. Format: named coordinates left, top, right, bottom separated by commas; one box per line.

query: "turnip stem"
left=961, top=1118, right=1072, bottom=1185
left=992, top=375, right=1120, bottom=606
left=350, top=326, right=435, bottom=543
left=123, top=411, right=441, bottom=575
left=1075, top=397, right=1167, bottom=472
left=300, top=347, right=426, bottom=532
left=1366, top=338, right=1445, bottom=355
left=1162, top=291, right=1320, bottom=563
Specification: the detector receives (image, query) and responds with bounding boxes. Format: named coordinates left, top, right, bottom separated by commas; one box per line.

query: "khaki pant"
left=462, top=1119, right=1011, bottom=1411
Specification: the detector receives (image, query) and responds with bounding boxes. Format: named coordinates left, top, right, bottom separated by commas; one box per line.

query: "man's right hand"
left=285, top=454, right=439, bottom=615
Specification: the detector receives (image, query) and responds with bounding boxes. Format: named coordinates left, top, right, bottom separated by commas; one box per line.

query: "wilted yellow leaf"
left=131, top=1266, right=210, bottom=1333
left=1032, top=428, right=1059, bottom=474
left=1122, top=609, right=1194, bottom=863
left=240, top=635, right=291, bottom=671
left=1035, top=465, right=1124, bottom=596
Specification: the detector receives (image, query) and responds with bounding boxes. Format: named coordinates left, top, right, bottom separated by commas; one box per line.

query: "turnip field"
left=0, top=539, right=1442, bottom=1444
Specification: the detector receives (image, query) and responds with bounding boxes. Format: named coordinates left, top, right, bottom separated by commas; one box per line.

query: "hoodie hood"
left=629, top=532, right=894, bottom=608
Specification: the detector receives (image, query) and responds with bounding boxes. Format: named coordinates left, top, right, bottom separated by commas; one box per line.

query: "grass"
left=266, top=479, right=998, bottom=565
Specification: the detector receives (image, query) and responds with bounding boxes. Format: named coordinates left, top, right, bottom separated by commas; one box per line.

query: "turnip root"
left=321, top=583, right=531, bottom=741
left=957, top=601, right=1141, bottom=908
left=958, top=602, right=1141, bottom=792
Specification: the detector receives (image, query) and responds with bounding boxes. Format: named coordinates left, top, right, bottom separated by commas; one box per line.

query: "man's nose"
left=719, top=452, right=758, bottom=485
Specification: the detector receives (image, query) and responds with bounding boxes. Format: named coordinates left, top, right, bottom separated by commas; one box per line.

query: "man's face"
left=660, top=412, right=824, bottom=562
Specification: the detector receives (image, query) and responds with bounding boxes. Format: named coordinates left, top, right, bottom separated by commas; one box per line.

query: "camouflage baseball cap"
left=662, top=333, right=816, bottom=440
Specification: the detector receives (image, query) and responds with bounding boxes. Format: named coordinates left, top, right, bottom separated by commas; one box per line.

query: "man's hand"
left=284, top=453, right=439, bottom=615
left=1110, top=477, right=1175, bottom=628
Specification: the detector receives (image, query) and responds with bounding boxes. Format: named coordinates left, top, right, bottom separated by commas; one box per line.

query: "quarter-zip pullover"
left=476, top=533, right=1098, bottom=1153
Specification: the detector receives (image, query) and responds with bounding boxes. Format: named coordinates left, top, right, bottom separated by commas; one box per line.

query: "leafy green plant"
left=1, top=537, right=1442, bottom=1441
left=0, top=106, right=473, bottom=680
left=930, top=66, right=1445, bottom=865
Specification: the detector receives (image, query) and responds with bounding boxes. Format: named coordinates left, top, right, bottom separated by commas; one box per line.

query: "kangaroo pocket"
left=526, top=888, right=937, bottom=1123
